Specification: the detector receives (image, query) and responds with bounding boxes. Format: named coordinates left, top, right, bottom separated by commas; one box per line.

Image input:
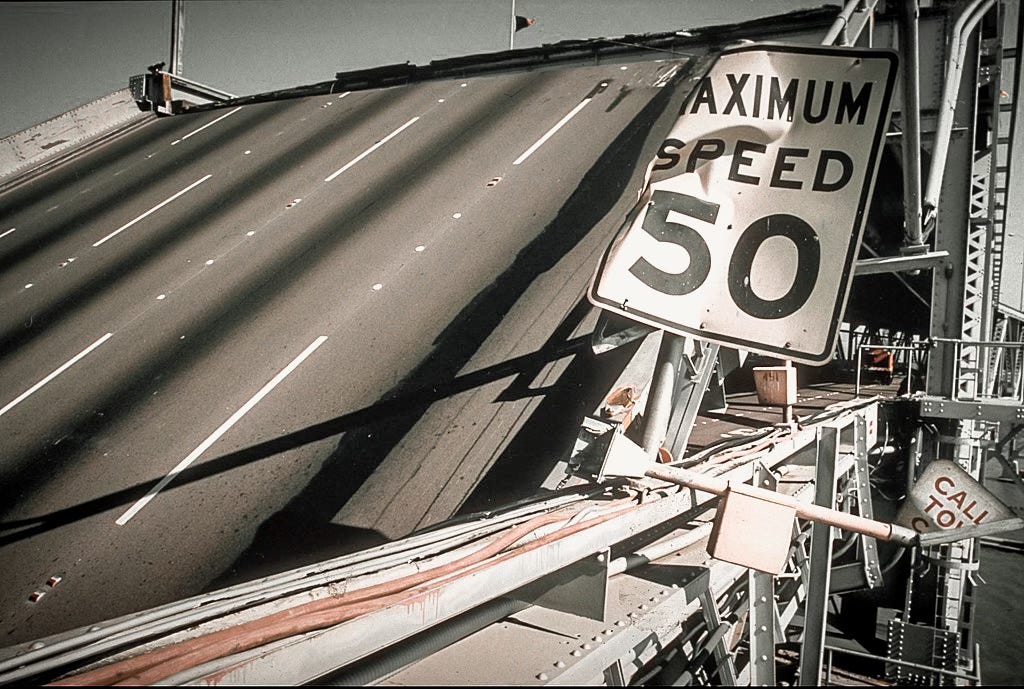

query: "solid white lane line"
left=0, top=333, right=113, bottom=418
left=324, top=117, right=419, bottom=182
left=0, top=227, right=14, bottom=239
left=115, top=335, right=329, bottom=525
left=93, top=174, right=212, bottom=247
left=653, top=65, right=681, bottom=88
left=171, top=107, right=242, bottom=145
left=513, top=98, right=593, bottom=166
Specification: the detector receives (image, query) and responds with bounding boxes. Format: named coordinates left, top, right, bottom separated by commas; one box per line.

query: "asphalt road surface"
left=0, top=59, right=693, bottom=645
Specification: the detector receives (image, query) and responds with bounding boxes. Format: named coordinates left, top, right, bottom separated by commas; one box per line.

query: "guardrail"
left=0, top=89, right=151, bottom=184
left=933, top=337, right=1024, bottom=402
left=853, top=338, right=1024, bottom=402
left=854, top=342, right=929, bottom=397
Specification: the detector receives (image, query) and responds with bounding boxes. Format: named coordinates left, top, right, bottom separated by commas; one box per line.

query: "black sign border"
left=588, top=42, right=899, bottom=364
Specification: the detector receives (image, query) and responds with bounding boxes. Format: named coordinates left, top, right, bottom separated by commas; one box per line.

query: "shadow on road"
left=2, top=63, right=696, bottom=597
left=0, top=333, right=589, bottom=547
left=0, top=73, right=555, bottom=493
left=210, top=68, right=693, bottom=585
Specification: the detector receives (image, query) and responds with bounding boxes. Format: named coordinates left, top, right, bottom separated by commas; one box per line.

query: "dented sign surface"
left=589, top=43, right=898, bottom=364
left=896, top=460, right=1014, bottom=534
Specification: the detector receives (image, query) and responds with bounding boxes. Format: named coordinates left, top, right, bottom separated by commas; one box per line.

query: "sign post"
left=590, top=43, right=898, bottom=364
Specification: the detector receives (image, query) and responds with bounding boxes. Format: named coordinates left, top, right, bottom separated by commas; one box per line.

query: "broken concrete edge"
left=0, top=89, right=156, bottom=191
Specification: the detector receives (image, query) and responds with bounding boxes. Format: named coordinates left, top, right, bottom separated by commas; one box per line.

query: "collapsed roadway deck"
left=2, top=0, right=1024, bottom=685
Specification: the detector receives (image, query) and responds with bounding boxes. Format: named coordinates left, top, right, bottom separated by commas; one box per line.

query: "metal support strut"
left=640, top=333, right=688, bottom=457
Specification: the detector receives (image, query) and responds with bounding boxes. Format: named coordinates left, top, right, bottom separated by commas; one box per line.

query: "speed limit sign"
left=589, top=43, right=897, bottom=364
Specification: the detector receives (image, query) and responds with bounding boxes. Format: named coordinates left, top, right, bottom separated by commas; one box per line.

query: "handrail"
left=855, top=342, right=930, bottom=397
left=821, top=0, right=879, bottom=46
left=920, top=0, right=996, bottom=239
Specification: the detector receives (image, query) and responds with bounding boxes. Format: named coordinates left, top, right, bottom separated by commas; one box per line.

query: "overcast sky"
left=0, top=1, right=826, bottom=139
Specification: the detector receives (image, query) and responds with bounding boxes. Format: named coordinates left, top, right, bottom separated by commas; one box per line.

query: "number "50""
left=628, top=190, right=822, bottom=320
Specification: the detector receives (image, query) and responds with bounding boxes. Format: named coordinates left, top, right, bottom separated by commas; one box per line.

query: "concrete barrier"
left=0, top=88, right=153, bottom=183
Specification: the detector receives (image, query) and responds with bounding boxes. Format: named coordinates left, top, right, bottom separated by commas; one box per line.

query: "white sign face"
left=895, top=460, right=1014, bottom=534
left=589, top=44, right=898, bottom=364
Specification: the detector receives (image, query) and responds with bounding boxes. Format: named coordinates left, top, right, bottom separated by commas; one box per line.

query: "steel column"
left=698, top=588, right=737, bottom=685
left=748, top=459, right=780, bottom=687
left=509, top=0, right=516, bottom=50
left=748, top=570, right=777, bottom=687
left=796, top=425, right=839, bottom=686
left=170, top=0, right=185, bottom=76
left=898, top=0, right=925, bottom=247
left=853, top=416, right=883, bottom=588
left=922, top=0, right=996, bottom=231
left=926, top=26, right=981, bottom=396
left=640, top=333, right=687, bottom=456
left=664, top=341, right=721, bottom=459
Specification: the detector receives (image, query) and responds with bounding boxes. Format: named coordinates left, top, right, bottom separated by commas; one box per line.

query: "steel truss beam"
left=1, top=405, right=884, bottom=686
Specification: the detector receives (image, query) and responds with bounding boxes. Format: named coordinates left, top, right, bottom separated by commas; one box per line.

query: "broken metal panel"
left=700, top=346, right=746, bottom=416
left=701, top=357, right=729, bottom=414
left=544, top=328, right=661, bottom=492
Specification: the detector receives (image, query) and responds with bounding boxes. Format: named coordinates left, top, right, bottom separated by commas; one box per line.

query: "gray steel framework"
left=3, top=2, right=1024, bottom=686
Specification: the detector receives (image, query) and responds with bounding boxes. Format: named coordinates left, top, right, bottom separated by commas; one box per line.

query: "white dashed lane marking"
left=92, top=175, right=212, bottom=247
left=115, top=335, right=329, bottom=525
left=0, top=333, right=113, bottom=419
left=171, top=107, right=242, bottom=146
left=513, top=97, right=594, bottom=166
left=324, top=117, right=419, bottom=182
